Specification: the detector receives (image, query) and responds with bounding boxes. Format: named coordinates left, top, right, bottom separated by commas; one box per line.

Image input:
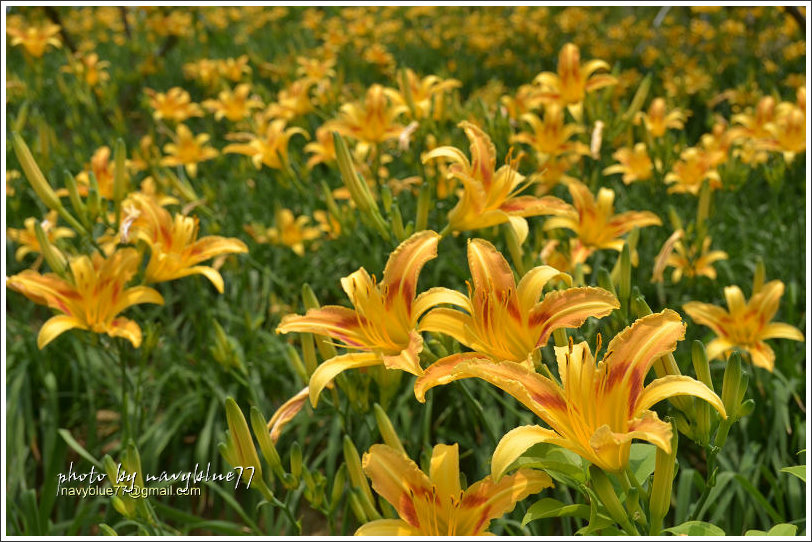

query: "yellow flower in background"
left=123, top=194, right=248, bottom=293
left=223, top=118, right=307, bottom=171
left=331, top=83, right=408, bottom=152
left=684, top=279, right=804, bottom=372
left=7, top=21, right=62, bottom=57
left=296, top=55, right=336, bottom=81
left=635, top=98, right=688, bottom=138
left=313, top=209, right=341, bottom=239
left=146, top=87, right=204, bottom=123
left=61, top=52, right=110, bottom=87
left=183, top=58, right=221, bottom=88
left=603, top=143, right=654, bottom=184
left=419, top=238, right=618, bottom=366
left=74, top=146, right=125, bottom=200
left=265, top=78, right=317, bottom=121
left=534, top=43, right=617, bottom=117
left=423, top=121, right=575, bottom=241
left=700, top=122, right=738, bottom=168
left=652, top=230, right=728, bottom=283
left=7, top=211, right=76, bottom=263
left=731, top=95, right=776, bottom=140
left=511, top=103, right=589, bottom=160
left=363, top=43, right=395, bottom=71
left=385, top=68, right=461, bottom=120
left=160, top=124, right=219, bottom=177
left=356, top=443, right=552, bottom=536
left=202, top=83, right=264, bottom=122
left=244, top=208, right=322, bottom=256
left=6, top=248, right=163, bottom=348
left=540, top=238, right=594, bottom=274
left=277, top=231, right=444, bottom=406
left=304, top=124, right=338, bottom=169
left=217, top=55, right=252, bottom=82
left=415, top=310, right=726, bottom=475
left=762, top=106, right=806, bottom=162
left=500, top=84, right=547, bottom=121
left=664, top=147, right=721, bottom=195
left=543, top=179, right=661, bottom=254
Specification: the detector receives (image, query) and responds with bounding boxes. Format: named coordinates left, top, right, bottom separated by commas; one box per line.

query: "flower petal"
left=491, top=424, right=565, bottom=481
left=277, top=306, right=366, bottom=347
left=516, top=265, right=572, bottom=314
left=747, top=341, right=776, bottom=372
left=381, top=330, right=424, bottom=376
left=683, top=301, right=729, bottom=337
left=468, top=238, right=516, bottom=297
left=636, top=375, right=726, bottom=418
left=413, top=287, right=472, bottom=318
left=417, top=307, right=472, bottom=347
left=355, top=519, right=420, bottom=536
left=38, top=314, right=85, bottom=349
left=429, top=443, right=461, bottom=502
left=309, top=352, right=381, bottom=407
left=268, top=386, right=309, bottom=443
left=106, top=317, right=143, bottom=348
left=760, top=322, right=804, bottom=341
left=529, top=286, right=619, bottom=347
left=381, top=230, right=440, bottom=315
left=362, top=444, right=433, bottom=529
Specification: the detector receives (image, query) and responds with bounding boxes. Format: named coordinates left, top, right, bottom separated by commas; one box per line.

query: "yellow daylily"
left=276, top=231, right=444, bottom=406
left=534, top=43, right=617, bottom=117
left=6, top=248, right=163, bottom=348
left=217, top=54, right=252, bottom=82
left=635, top=98, right=688, bottom=138
left=74, top=146, right=125, bottom=200
left=415, top=310, right=727, bottom=475
left=122, top=194, right=248, bottom=293
left=684, top=279, right=804, bottom=372
left=202, top=83, right=264, bottom=122
left=762, top=106, right=806, bottom=162
left=730, top=95, right=776, bottom=141
left=664, top=147, right=721, bottom=195
left=160, top=124, right=219, bottom=178
left=61, top=52, right=110, bottom=88
left=603, top=143, right=654, bottom=184
left=357, top=443, right=552, bottom=536
left=330, top=83, right=408, bottom=152
left=224, top=118, right=307, bottom=171
left=8, top=211, right=76, bottom=263
left=423, top=121, right=575, bottom=241
left=653, top=230, right=728, bottom=284
left=543, top=179, right=661, bottom=254
left=419, top=238, right=618, bottom=366
left=146, top=87, right=204, bottom=123
left=385, top=68, right=461, bottom=120
left=511, top=103, right=590, bottom=161
left=244, top=208, right=322, bottom=256
left=304, top=124, right=338, bottom=169
left=540, top=238, right=594, bottom=274
left=265, top=78, right=317, bottom=121
left=7, top=21, right=62, bottom=57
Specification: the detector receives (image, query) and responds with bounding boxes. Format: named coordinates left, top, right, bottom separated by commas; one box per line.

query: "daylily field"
left=4, top=5, right=809, bottom=537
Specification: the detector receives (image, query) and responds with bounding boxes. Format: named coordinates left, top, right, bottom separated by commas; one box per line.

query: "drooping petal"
left=499, top=195, right=576, bottom=218
left=277, top=306, right=366, bottom=347
left=381, top=330, right=424, bottom=376
left=760, top=322, right=804, bottom=341
left=268, top=386, right=309, bottom=443
left=528, top=287, right=619, bottom=347
left=515, top=265, right=572, bottom=313
left=308, top=352, right=382, bottom=407
left=589, top=410, right=672, bottom=470
left=412, top=287, right=472, bottom=318
left=413, top=352, right=488, bottom=401
left=705, top=337, right=734, bottom=361
left=362, top=444, right=433, bottom=529
left=635, top=375, right=726, bottom=418
left=113, top=285, right=164, bottom=314
left=747, top=341, right=776, bottom=372
left=37, top=314, right=85, bottom=349
left=355, top=519, right=421, bottom=536
left=417, top=307, right=473, bottom=347
left=683, top=301, right=730, bottom=337
left=106, top=317, right=144, bottom=348
left=455, top=468, right=554, bottom=535
left=490, top=424, right=565, bottom=481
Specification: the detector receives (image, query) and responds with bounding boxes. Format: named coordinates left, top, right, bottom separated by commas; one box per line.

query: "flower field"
left=4, top=5, right=809, bottom=537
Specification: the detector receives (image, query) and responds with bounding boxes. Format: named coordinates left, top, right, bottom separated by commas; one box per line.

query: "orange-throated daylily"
left=356, top=443, right=552, bottom=535
left=418, top=238, right=618, bottom=367
left=423, top=121, right=575, bottom=242
left=330, top=83, right=408, bottom=153
left=202, top=83, right=264, bottom=122
left=664, top=147, right=721, bottom=196
left=224, top=117, right=308, bottom=171
left=159, top=124, right=219, bottom=178
left=511, top=103, right=590, bottom=161
left=603, top=143, right=654, bottom=184
left=8, top=211, right=76, bottom=263
left=277, top=231, right=448, bottom=406
left=385, top=68, right=461, bottom=120
left=146, top=87, right=204, bottom=123
left=415, top=310, right=727, bottom=476
left=683, top=279, right=804, bottom=372
left=7, top=21, right=62, bottom=57
left=6, top=248, right=163, bottom=348
left=122, top=193, right=248, bottom=293
left=543, top=179, right=661, bottom=256
left=635, top=98, right=687, bottom=138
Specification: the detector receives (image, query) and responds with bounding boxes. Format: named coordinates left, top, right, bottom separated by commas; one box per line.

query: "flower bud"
left=589, top=465, right=632, bottom=532
left=347, top=489, right=369, bottom=524
left=373, top=403, right=406, bottom=456
left=649, top=420, right=678, bottom=535
left=691, top=340, right=713, bottom=446
left=330, top=464, right=347, bottom=513
left=289, top=441, right=303, bottom=481
left=343, top=436, right=380, bottom=520
left=249, top=406, right=285, bottom=481
left=300, top=332, right=318, bottom=378
left=752, top=258, right=765, bottom=295
left=301, top=284, right=338, bottom=361
left=415, top=183, right=431, bottom=232
left=221, top=398, right=263, bottom=487
left=34, top=220, right=67, bottom=276
left=622, top=73, right=652, bottom=122
left=62, top=170, right=88, bottom=227
left=113, top=138, right=128, bottom=226
left=380, top=184, right=393, bottom=213
left=285, top=344, right=308, bottom=384
left=721, top=352, right=742, bottom=419
left=391, top=202, right=407, bottom=241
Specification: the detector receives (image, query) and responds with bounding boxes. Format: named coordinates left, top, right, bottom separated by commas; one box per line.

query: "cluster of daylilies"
left=5, top=5, right=806, bottom=537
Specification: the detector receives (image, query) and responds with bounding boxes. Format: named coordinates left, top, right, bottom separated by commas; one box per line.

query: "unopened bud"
left=649, top=420, right=678, bottom=535
left=289, top=441, right=303, bottom=481
left=114, top=138, right=128, bottom=226
left=373, top=403, right=406, bottom=456
left=343, top=436, right=380, bottom=520
left=721, top=352, right=743, bottom=419
left=415, top=183, right=431, bottom=232
left=34, top=221, right=68, bottom=275
left=623, top=73, right=652, bottom=122
left=391, top=202, right=406, bottom=241
left=330, top=464, right=347, bottom=513
left=691, top=341, right=713, bottom=446
left=752, top=258, right=765, bottom=295
left=63, top=170, right=88, bottom=228
left=13, top=132, right=62, bottom=212
left=589, top=466, right=632, bottom=531
left=222, top=398, right=263, bottom=486
left=249, top=407, right=285, bottom=481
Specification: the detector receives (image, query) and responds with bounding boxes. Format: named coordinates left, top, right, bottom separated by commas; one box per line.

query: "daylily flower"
left=296, top=55, right=336, bottom=81
left=202, top=84, right=264, bottom=122
left=183, top=58, right=221, bottom=88
left=122, top=194, right=248, bottom=292
left=8, top=211, right=76, bottom=263
left=223, top=118, right=307, bottom=171
left=762, top=106, right=806, bottom=162
left=543, top=179, right=661, bottom=255
left=385, top=68, right=461, bottom=120
left=146, top=87, right=204, bottom=123
left=6, top=248, right=163, bottom=348
left=635, top=98, right=688, bottom=138
left=500, top=84, right=547, bottom=121
left=356, top=443, right=552, bottom=536
left=652, top=230, right=728, bottom=284
left=603, top=143, right=654, bottom=184
left=511, top=103, right=590, bottom=161
left=534, top=43, right=617, bottom=118
left=423, top=121, right=575, bottom=241
left=276, top=231, right=445, bottom=406
left=684, top=279, right=804, bottom=372
left=265, top=78, right=317, bottom=121
left=419, top=238, right=618, bottom=366
left=217, top=55, right=252, bottom=82
left=540, top=238, right=594, bottom=274
left=60, top=52, right=110, bottom=88
left=330, top=84, right=408, bottom=153
left=74, top=146, right=125, bottom=199
left=160, top=124, right=219, bottom=178
left=304, top=124, right=338, bottom=169
left=244, top=208, right=322, bottom=256
left=730, top=96, right=776, bottom=140
left=415, top=310, right=727, bottom=475
left=7, top=21, right=62, bottom=57
left=664, top=147, right=721, bottom=195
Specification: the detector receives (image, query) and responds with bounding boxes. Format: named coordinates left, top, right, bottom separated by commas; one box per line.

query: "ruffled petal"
left=362, top=444, right=433, bottom=529
left=529, top=286, right=619, bottom=347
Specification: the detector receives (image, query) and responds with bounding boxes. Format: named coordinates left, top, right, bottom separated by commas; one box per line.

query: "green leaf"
left=513, top=443, right=586, bottom=484
left=665, top=520, right=726, bottom=536
left=745, top=523, right=798, bottom=536
left=628, top=443, right=657, bottom=485
left=780, top=465, right=806, bottom=483
left=57, top=429, right=102, bottom=470
left=522, top=498, right=590, bottom=526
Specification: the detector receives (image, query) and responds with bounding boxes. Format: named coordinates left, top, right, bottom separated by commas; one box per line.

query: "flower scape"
left=4, top=5, right=808, bottom=538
